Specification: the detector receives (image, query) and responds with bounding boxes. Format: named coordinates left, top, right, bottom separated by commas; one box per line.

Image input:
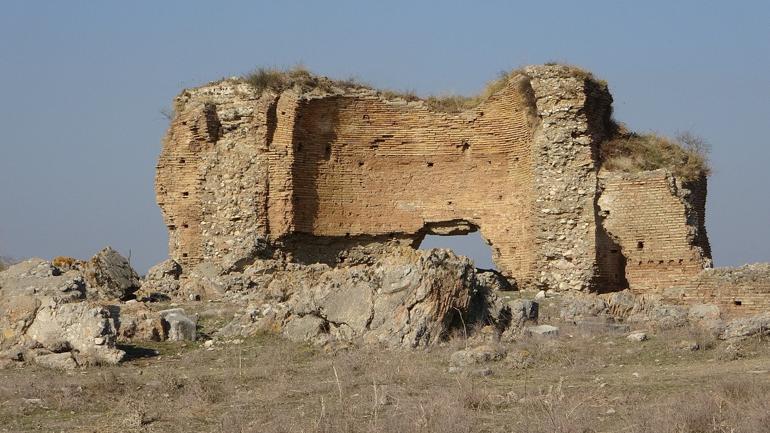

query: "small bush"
left=242, top=65, right=366, bottom=95
left=600, top=131, right=711, bottom=181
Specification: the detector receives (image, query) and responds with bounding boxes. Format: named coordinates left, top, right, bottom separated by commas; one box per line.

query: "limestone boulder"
left=476, top=269, right=517, bottom=292
left=508, top=299, right=538, bottom=325
left=559, top=293, right=609, bottom=321
left=0, top=295, right=41, bottom=351
left=159, top=308, right=197, bottom=341
left=525, top=324, right=559, bottom=337
left=688, top=304, right=721, bottom=322
left=283, top=248, right=483, bottom=347
left=83, top=247, right=141, bottom=300
left=138, top=259, right=182, bottom=298
left=33, top=352, right=78, bottom=370
left=23, top=301, right=124, bottom=365
left=626, top=331, right=648, bottom=342
left=450, top=345, right=506, bottom=367
left=113, top=302, right=165, bottom=342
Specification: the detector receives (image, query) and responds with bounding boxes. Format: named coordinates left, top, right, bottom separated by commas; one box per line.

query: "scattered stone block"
left=159, top=308, right=197, bottom=341
left=525, top=324, right=559, bottom=337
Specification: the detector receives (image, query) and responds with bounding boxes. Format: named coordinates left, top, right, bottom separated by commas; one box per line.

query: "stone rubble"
left=216, top=247, right=512, bottom=348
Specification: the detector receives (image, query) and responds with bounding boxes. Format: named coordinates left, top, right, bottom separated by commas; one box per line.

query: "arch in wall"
left=416, top=220, right=497, bottom=270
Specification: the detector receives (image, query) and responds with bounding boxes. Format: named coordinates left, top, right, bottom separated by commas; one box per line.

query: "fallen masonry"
left=0, top=249, right=198, bottom=369
left=1, top=246, right=768, bottom=369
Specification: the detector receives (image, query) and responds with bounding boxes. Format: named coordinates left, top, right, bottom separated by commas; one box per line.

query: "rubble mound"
left=0, top=248, right=144, bottom=368
left=214, top=246, right=510, bottom=348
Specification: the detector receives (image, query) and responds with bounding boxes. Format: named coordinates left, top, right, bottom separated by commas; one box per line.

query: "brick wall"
left=597, top=170, right=711, bottom=293
left=285, top=76, right=537, bottom=280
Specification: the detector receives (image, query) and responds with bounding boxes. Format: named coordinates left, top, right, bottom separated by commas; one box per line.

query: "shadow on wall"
left=418, top=231, right=496, bottom=270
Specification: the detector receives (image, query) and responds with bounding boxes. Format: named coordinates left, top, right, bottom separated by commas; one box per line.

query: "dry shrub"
left=510, top=377, right=598, bottom=433
left=242, top=65, right=366, bottom=95
left=424, top=70, right=517, bottom=113
left=600, top=131, right=710, bottom=181
left=379, top=89, right=420, bottom=102
left=626, top=379, right=770, bottom=433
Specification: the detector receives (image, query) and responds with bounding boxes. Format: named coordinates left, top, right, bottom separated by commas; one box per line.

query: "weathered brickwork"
left=157, top=65, right=622, bottom=288
left=681, top=265, right=770, bottom=317
left=156, top=64, right=770, bottom=309
left=597, top=170, right=712, bottom=292
left=287, top=75, right=537, bottom=279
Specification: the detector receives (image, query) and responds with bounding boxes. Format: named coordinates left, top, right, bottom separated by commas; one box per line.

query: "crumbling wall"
left=285, top=75, right=538, bottom=280
left=597, top=169, right=712, bottom=293
left=159, top=65, right=716, bottom=294
left=526, top=66, right=614, bottom=291
left=687, top=264, right=770, bottom=316
left=157, top=81, right=277, bottom=270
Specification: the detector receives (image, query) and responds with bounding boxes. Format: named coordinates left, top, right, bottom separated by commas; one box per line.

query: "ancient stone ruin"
left=2, top=64, right=768, bottom=371
left=156, top=64, right=766, bottom=315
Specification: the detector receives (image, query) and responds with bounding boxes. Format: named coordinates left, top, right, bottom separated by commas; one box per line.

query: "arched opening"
left=417, top=221, right=496, bottom=270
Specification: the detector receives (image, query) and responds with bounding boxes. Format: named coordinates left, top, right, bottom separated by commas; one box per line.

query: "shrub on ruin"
left=600, top=131, right=711, bottom=181
left=424, top=70, right=515, bottom=113
left=242, top=65, right=366, bottom=95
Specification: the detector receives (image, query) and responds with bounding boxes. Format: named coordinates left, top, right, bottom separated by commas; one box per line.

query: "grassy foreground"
left=1, top=316, right=768, bottom=433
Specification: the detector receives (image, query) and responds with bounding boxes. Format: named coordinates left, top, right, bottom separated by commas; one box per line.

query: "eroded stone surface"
left=216, top=247, right=510, bottom=347
left=83, top=247, right=141, bottom=300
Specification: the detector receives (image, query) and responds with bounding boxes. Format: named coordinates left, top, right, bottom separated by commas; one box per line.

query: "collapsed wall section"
left=597, top=169, right=712, bottom=293
left=689, top=264, right=770, bottom=316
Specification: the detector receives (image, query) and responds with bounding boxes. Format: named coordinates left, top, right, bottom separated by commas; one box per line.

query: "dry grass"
left=2, top=311, right=769, bottom=433
left=600, top=131, right=711, bottom=181
left=242, top=66, right=530, bottom=113
left=242, top=65, right=367, bottom=95
left=241, top=63, right=611, bottom=115
left=423, top=70, right=517, bottom=113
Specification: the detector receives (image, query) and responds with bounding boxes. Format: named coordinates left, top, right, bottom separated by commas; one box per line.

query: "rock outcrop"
left=83, top=247, right=141, bottom=300
left=0, top=248, right=144, bottom=368
left=216, top=246, right=509, bottom=347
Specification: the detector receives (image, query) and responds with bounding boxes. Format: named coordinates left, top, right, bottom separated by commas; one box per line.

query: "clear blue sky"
left=1, top=1, right=768, bottom=273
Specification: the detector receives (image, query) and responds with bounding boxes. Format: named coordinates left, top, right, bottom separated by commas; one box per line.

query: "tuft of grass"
left=600, top=131, right=711, bottom=181
left=242, top=65, right=367, bottom=95
left=242, top=66, right=529, bottom=113
left=378, top=88, right=421, bottom=102
left=544, top=62, right=609, bottom=87
left=424, top=70, right=518, bottom=113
